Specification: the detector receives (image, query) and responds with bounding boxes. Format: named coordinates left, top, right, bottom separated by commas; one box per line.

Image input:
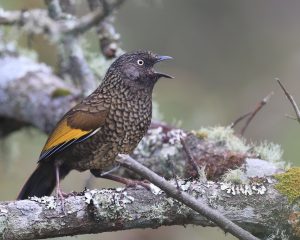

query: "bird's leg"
left=55, top=164, right=64, bottom=200
left=54, top=164, right=66, bottom=213
left=55, top=164, right=73, bottom=198
left=90, top=169, right=150, bottom=190
left=54, top=164, right=71, bottom=213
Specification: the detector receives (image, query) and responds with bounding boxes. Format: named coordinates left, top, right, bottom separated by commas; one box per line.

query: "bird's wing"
left=39, top=104, right=109, bottom=162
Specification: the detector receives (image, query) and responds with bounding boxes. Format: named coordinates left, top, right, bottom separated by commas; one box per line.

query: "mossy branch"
left=0, top=171, right=294, bottom=240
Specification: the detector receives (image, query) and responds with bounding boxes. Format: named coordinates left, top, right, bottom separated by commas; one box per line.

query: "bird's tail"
left=17, top=162, right=70, bottom=200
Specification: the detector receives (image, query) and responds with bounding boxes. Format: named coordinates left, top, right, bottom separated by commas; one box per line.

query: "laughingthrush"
left=17, top=50, right=172, bottom=200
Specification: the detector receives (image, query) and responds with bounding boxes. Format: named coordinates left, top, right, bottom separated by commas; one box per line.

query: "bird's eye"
left=137, top=59, right=144, bottom=66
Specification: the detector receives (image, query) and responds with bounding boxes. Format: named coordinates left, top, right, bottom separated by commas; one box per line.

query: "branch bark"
left=0, top=170, right=292, bottom=240
left=118, top=154, right=259, bottom=240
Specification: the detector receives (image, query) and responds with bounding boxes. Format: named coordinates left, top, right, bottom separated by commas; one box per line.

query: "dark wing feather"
left=39, top=101, right=109, bottom=162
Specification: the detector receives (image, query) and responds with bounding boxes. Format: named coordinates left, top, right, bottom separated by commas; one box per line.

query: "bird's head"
left=105, top=50, right=173, bottom=90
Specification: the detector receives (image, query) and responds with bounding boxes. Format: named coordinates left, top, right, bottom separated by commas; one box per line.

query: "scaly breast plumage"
left=62, top=93, right=152, bottom=171
left=106, top=98, right=152, bottom=152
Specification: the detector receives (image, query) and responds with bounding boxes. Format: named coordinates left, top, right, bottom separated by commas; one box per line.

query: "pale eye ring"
left=137, top=59, right=144, bottom=66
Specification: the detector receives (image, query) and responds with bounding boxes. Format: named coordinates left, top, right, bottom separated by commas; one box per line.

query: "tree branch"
left=44, top=0, right=97, bottom=96
left=117, top=154, right=259, bottom=240
left=0, top=166, right=293, bottom=239
left=0, top=1, right=125, bottom=37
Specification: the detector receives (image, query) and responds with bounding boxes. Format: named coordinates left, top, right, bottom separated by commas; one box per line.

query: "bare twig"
left=230, top=111, right=252, bottom=129
left=276, top=78, right=300, bottom=123
left=167, top=156, right=180, bottom=190
left=180, top=138, right=203, bottom=179
left=117, top=154, right=260, bottom=240
left=232, top=92, right=273, bottom=135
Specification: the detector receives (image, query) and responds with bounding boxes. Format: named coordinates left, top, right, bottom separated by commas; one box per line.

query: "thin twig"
left=117, top=154, right=260, bottom=240
left=240, top=92, right=273, bottom=135
left=167, top=156, right=180, bottom=191
left=276, top=78, right=300, bottom=123
left=181, top=138, right=201, bottom=178
left=233, top=92, right=273, bottom=135
left=230, top=111, right=252, bottom=129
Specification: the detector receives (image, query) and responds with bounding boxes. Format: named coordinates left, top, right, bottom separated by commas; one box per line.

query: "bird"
left=17, top=50, right=173, bottom=200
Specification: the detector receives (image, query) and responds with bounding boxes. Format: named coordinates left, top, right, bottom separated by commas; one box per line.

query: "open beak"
left=154, top=55, right=174, bottom=79
left=156, top=55, right=173, bottom=62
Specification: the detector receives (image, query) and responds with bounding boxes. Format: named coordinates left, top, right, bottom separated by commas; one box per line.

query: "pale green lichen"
left=221, top=168, right=249, bottom=184
left=85, top=189, right=134, bottom=221
left=266, top=229, right=290, bottom=240
left=193, top=126, right=288, bottom=172
left=149, top=184, right=162, bottom=195
left=80, top=38, right=115, bottom=80
left=254, top=141, right=287, bottom=169
left=0, top=27, right=38, bottom=60
left=220, top=182, right=267, bottom=196
left=160, top=129, right=186, bottom=162
left=193, top=126, right=249, bottom=153
left=134, top=127, right=186, bottom=161
left=274, top=167, right=300, bottom=203
left=134, top=127, right=164, bottom=158
left=29, top=196, right=57, bottom=209
left=17, top=47, right=38, bottom=61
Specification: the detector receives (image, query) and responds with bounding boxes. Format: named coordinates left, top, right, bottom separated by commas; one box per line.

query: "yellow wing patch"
left=42, top=119, right=92, bottom=153
left=39, top=104, right=109, bottom=161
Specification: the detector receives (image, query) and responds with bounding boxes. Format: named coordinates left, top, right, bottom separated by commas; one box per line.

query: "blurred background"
left=1, top=0, right=300, bottom=239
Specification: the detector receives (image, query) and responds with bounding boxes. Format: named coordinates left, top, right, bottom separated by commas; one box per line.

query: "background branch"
left=277, top=78, right=300, bottom=123
left=0, top=53, right=79, bottom=135
left=231, top=92, right=273, bottom=135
